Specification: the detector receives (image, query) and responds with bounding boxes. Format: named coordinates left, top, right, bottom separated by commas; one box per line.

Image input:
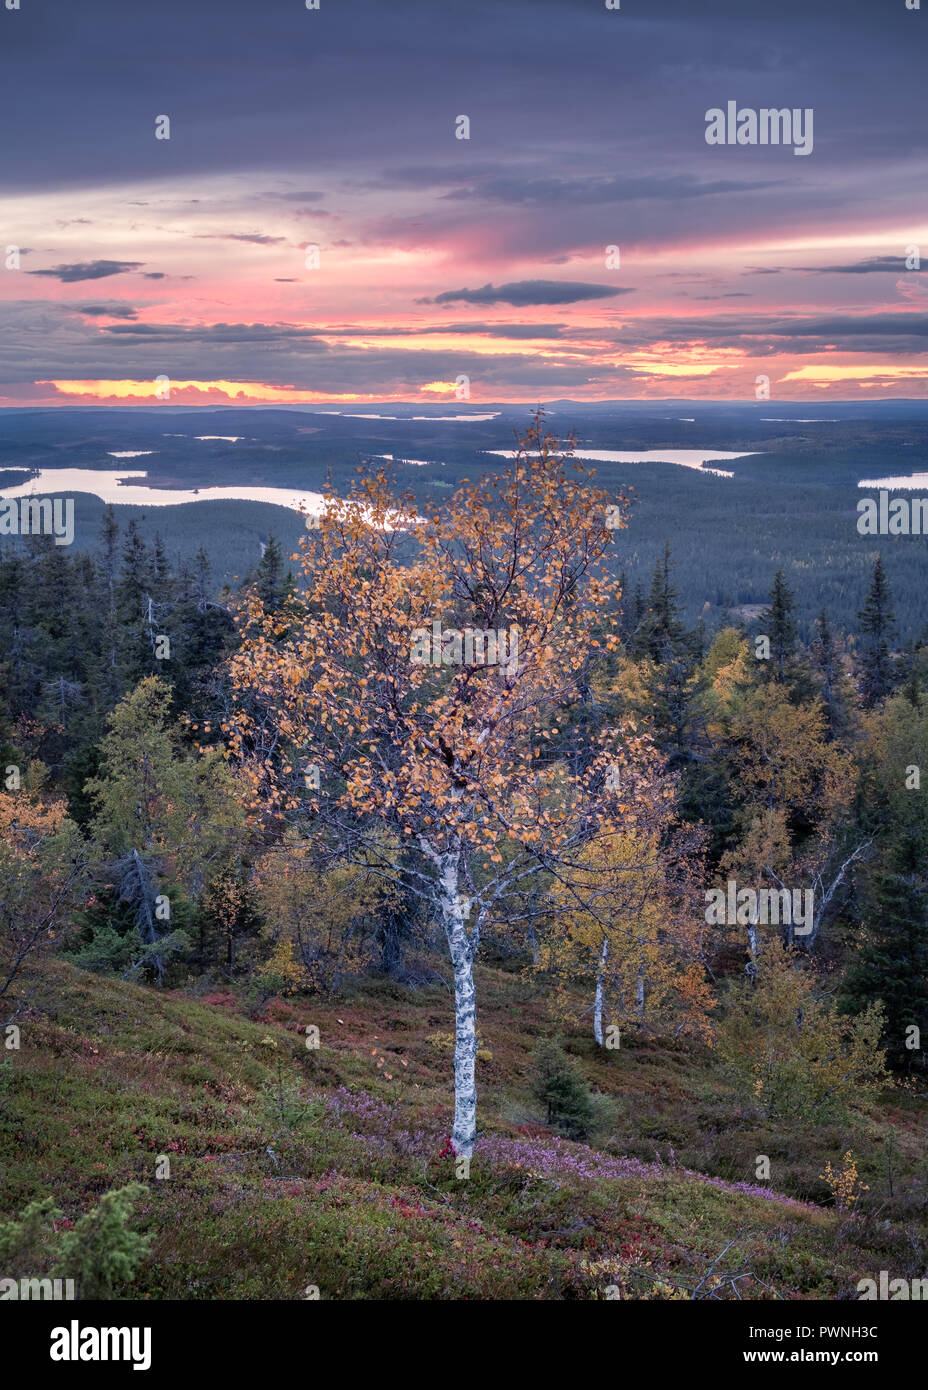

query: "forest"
left=2, top=413, right=927, bottom=1302
left=4, top=401, right=928, bottom=642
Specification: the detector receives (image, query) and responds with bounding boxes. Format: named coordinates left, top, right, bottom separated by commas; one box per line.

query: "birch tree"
left=540, top=824, right=712, bottom=1046
left=0, top=772, right=87, bottom=1015
left=224, top=413, right=650, bottom=1158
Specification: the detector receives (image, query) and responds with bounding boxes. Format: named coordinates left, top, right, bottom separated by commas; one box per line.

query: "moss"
left=1, top=956, right=925, bottom=1300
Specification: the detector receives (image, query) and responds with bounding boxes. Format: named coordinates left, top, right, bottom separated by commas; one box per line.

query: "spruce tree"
left=529, top=1036, right=596, bottom=1139
left=812, top=609, right=850, bottom=738
left=760, top=568, right=797, bottom=682
left=638, top=541, right=684, bottom=661
left=95, top=507, right=122, bottom=709
left=858, top=555, right=896, bottom=708
left=115, top=522, right=157, bottom=686
left=254, top=535, right=293, bottom=613
left=840, top=832, right=928, bottom=1071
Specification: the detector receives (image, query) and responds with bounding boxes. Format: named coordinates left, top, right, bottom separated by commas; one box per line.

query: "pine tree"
left=858, top=555, right=896, bottom=708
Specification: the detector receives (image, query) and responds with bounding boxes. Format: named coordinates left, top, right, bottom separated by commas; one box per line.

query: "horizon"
left=4, top=397, right=928, bottom=412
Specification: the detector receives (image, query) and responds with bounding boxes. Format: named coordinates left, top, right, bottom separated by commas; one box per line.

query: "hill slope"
left=2, top=958, right=924, bottom=1300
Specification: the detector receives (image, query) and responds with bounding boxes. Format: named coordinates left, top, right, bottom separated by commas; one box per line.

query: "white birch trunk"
left=635, top=937, right=646, bottom=1020
left=747, top=900, right=759, bottom=974
left=438, top=854, right=478, bottom=1159
left=593, top=937, right=609, bottom=1046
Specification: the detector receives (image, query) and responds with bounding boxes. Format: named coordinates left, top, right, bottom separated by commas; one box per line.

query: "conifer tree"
left=115, top=522, right=157, bottom=686
left=254, top=534, right=293, bottom=613
left=840, top=831, right=928, bottom=1071
left=760, top=568, right=797, bottom=682
left=639, top=541, right=684, bottom=661
left=858, top=554, right=896, bottom=708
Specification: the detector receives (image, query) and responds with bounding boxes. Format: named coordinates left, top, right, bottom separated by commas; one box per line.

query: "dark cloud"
left=610, top=311, right=928, bottom=356
left=4, top=294, right=926, bottom=400
left=425, top=281, right=634, bottom=307
left=27, top=260, right=144, bottom=283
left=324, top=322, right=568, bottom=339
left=440, top=173, right=785, bottom=207
left=75, top=303, right=139, bottom=319
left=2, top=0, right=916, bottom=211
left=749, top=257, right=918, bottom=276
left=193, top=232, right=288, bottom=245
left=795, top=257, right=919, bottom=274
left=0, top=300, right=617, bottom=393
left=266, top=190, right=327, bottom=202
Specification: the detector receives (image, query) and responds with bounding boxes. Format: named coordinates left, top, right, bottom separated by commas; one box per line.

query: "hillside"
left=3, top=957, right=924, bottom=1302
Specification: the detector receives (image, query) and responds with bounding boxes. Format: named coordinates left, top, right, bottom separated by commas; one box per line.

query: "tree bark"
left=593, top=936, right=609, bottom=1046
left=439, top=854, right=478, bottom=1159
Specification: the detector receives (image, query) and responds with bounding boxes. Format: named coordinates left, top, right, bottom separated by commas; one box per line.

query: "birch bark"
left=438, top=852, right=479, bottom=1158
left=593, top=936, right=609, bottom=1046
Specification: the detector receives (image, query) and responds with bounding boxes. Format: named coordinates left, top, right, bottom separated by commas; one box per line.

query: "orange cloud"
left=40, top=379, right=373, bottom=404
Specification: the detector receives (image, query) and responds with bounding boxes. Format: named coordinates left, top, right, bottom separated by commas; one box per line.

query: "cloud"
left=75, top=303, right=139, bottom=319
left=193, top=232, right=288, bottom=245
left=324, top=322, right=568, bottom=339
left=796, top=256, right=920, bottom=274
left=613, top=311, right=928, bottom=356
left=100, top=321, right=327, bottom=345
left=0, top=300, right=622, bottom=394
left=424, top=281, right=634, bottom=307
left=752, top=257, right=919, bottom=275
left=27, top=260, right=144, bottom=283
left=439, top=173, right=785, bottom=207
left=266, top=190, right=327, bottom=202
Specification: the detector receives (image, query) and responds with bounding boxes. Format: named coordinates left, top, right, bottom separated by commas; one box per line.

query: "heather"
left=2, top=955, right=924, bottom=1300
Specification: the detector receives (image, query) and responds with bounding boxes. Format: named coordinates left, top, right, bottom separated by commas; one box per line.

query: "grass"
left=2, top=956, right=926, bottom=1300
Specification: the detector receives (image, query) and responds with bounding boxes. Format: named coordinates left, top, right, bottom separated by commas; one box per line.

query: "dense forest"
left=4, top=402, right=928, bottom=643
left=3, top=415, right=928, bottom=1302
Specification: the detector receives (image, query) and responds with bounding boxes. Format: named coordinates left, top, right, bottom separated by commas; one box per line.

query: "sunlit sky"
left=1, top=0, right=926, bottom=406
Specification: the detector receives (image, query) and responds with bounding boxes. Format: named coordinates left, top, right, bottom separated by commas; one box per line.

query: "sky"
left=0, top=0, right=926, bottom=406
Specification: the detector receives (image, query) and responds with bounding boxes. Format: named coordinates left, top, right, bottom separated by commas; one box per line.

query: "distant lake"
left=859, top=474, right=928, bottom=489
left=0, top=467, right=329, bottom=518
left=0, top=467, right=419, bottom=528
left=485, top=447, right=762, bottom=478
left=315, top=411, right=500, bottom=421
